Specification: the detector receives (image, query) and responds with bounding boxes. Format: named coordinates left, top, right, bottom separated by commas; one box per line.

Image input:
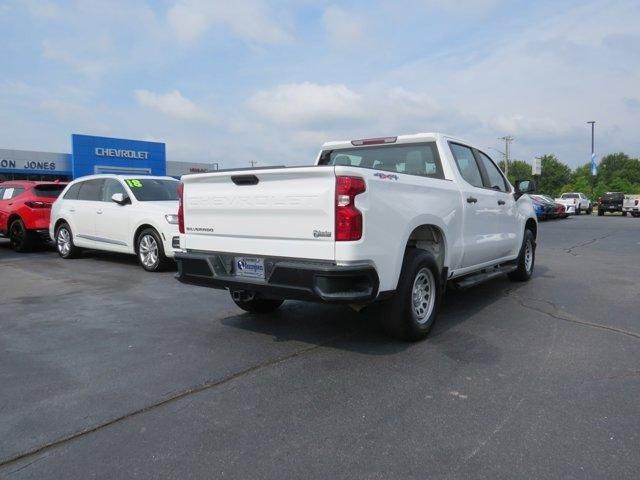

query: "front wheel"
left=622, top=211, right=627, bottom=217
left=508, top=229, right=536, bottom=282
left=9, top=219, right=34, bottom=252
left=379, top=249, right=441, bottom=342
left=137, top=229, right=171, bottom=272
left=231, top=292, right=284, bottom=313
left=576, top=207, right=581, bottom=215
left=598, top=209, right=604, bottom=216
left=632, top=212, right=640, bottom=218
left=587, top=206, right=593, bottom=215
left=55, top=223, right=82, bottom=258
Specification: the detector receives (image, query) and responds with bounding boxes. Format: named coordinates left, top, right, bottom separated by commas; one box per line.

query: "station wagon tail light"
left=177, top=182, right=185, bottom=234
left=335, top=176, right=366, bottom=241
left=25, top=201, right=52, bottom=209
left=350, top=136, right=397, bottom=146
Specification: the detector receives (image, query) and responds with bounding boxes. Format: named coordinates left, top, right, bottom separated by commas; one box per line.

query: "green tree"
left=498, top=159, right=533, bottom=185
left=536, top=154, right=572, bottom=197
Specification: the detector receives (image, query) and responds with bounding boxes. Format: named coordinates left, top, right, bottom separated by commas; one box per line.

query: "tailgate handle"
left=231, top=175, right=259, bottom=186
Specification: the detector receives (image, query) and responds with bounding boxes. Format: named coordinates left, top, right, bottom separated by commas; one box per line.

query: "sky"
left=1, top=0, right=639, bottom=169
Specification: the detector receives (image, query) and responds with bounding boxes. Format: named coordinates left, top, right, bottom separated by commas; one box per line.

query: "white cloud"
left=421, top=0, right=500, bottom=14
left=248, top=82, right=364, bottom=126
left=135, top=89, right=216, bottom=124
left=167, top=0, right=292, bottom=45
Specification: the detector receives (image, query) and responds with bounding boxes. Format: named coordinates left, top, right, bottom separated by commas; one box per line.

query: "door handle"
left=96, top=210, right=103, bottom=214
left=69, top=208, right=75, bottom=212
left=466, top=197, right=478, bottom=204
left=498, top=200, right=506, bottom=205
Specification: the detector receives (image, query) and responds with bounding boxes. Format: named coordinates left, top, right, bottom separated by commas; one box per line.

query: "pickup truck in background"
left=598, top=192, right=626, bottom=216
left=622, top=195, right=640, bottom=217
left=175, top=133, right=538, bottom=341
left=557, top=192, right=592, bottom=215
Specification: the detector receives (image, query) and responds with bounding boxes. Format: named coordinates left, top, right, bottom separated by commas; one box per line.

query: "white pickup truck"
left=557, top=192, right=592, bottom=215
left=175, top=133, right=538, bottom=340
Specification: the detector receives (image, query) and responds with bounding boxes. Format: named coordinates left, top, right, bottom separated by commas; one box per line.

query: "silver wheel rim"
left=139, top=234, right=159, bottom=268
left=57, top=228, right=71, bottom=256
left=411, top=267, right=436, bottom=324
left=524, top=238, right=533, bottom=273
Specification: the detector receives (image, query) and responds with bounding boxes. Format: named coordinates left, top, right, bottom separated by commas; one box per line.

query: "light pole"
left=587, top=121, right=596, bottom=199
left=499, top=136, right=514, bottom=178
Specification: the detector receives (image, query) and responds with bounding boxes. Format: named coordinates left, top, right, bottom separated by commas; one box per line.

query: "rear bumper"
left=175, top=251, right=379, bottom=304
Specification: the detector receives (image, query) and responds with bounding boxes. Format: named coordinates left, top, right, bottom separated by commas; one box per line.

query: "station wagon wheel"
left=136, top=228, right=171, bottom=272
left=9, top=219, right=33, bottom=252
left=55, top=222, right=82, bottom=259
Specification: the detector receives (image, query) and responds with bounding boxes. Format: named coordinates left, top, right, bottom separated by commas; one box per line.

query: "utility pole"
left=249, top=160, right=257, bottom=167
left=587, top=121, right=596, bottom=199
left=499, top=136, right=514, bottom=178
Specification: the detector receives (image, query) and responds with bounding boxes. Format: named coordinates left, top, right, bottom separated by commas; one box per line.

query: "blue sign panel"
left=71, top=134, right=166, bottom=179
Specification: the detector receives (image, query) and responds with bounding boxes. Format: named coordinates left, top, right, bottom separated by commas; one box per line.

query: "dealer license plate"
left=234, top=257, right=265, bottom=279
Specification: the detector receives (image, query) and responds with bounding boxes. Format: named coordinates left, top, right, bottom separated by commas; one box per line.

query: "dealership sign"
left=0, top=149, right=71, bottom=174
left=95, top=147, right=149, bottom=159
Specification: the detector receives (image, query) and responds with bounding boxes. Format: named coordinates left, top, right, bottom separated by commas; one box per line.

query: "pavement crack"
left=0, top=341, right=327, bottom=471
left=505, top=289, right=640, bottom=341
left=564, top=233, right=612, bottom=256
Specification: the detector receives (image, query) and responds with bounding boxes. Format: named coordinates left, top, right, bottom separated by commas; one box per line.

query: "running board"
left=452, top=264, right=517, bottom=290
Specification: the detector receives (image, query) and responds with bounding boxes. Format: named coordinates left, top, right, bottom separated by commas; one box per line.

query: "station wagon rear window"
left=318, top=142, right=445, bottom=179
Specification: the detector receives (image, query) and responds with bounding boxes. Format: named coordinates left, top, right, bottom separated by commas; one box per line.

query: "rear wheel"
left=55, top=222, right=82, bottom=258
left=587, top=206, right=593, bottom=215
left=632, top=212, right=640, bottom=218
left=231, top=291, right=284, bottom=313
left=379, top=249, right=441, bottom=342
left=622, top=211, right=627, bottom=217
left=137, top=228, right=171, bottom=272
left=508, top=229, right=535, bottom=282
left=9, top=219, right=34, bottom=252
left=598, top=209, right=604, bottom=216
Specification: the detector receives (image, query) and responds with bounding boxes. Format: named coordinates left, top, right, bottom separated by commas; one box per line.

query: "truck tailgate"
left=181, top=166, right=336, bottom=260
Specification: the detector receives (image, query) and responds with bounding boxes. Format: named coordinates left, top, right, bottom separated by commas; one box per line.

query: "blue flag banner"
left=591, top=152, right=598, bottom=176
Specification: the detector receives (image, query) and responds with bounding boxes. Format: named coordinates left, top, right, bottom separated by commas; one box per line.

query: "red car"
left=0, top=181, right=68, bottom=252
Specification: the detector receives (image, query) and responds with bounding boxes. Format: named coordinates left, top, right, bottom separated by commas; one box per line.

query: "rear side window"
left=477, top=152, right=508, bottom=192
left=77, top=179, right=104, bottom=201
left=319, top=143, right=444, bottom=179
left=33, top=185, right=66, bottom=198
left=1, top=187, right=25, bottom=199
left=63, top=183, right=82, bottom=200
left=449, top=143, right=483, bottom=188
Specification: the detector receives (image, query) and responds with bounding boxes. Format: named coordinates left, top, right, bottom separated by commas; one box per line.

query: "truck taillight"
left=335, top=176, right=365, bottom=241
left=177, top=182, right=185, bottom=234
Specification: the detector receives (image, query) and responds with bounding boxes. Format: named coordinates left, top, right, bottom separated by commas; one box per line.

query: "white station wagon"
left=50, top=174, right=180, bottom=271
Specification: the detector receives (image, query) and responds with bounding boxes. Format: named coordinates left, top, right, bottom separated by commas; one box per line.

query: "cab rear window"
left=318, top=142, right=445, bottom=180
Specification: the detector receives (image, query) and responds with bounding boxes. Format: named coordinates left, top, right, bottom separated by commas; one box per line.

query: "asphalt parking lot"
left=1, top=215, right=639, bottom=479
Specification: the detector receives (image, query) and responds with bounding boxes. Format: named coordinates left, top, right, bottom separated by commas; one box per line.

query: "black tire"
left=508, top=229, right=536, bottom=282
left=597, top=209, right=604, bottom=216
left=379, top=249, right=442, bottom=342
left=136, top=228, right=171, bottom=272
left=587, top=206, right=593, bottom=215
left=622, top=211, right=627, bottom=217
left=632, top=212, right=640, bottom=218
left=55, top=222, right=82, bottom=258
left=231, top=292, right=284, bottom=313
left=9, top=218, right=34, bottom=252
left=575, top=207, right=581, bottom=215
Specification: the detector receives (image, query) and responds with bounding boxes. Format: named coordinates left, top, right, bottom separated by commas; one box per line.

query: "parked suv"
left=0, top=181, right=67, bottom=251
left=50, top=175, right=180, bottom=271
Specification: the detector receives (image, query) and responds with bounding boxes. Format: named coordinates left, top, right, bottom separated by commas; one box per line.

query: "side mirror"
left=514, top=179, right=536, bottom=199
left=111, top=193, right=129, bottom=205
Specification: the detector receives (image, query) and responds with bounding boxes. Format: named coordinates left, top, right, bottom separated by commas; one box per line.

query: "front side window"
left=124, top=179, right=179, bottom=201
left=449, top=143, right=483, bottom=188
left=319, top=143, right=445, bottom=179
left=101, top=179, right=126, bottom=202
left=477, top=152, right=508, bottom=192
left=77, top=179, right=104, bottom=201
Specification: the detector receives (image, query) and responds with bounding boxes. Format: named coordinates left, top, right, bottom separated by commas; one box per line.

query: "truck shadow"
left=219, top=270, right=544, bottom=356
